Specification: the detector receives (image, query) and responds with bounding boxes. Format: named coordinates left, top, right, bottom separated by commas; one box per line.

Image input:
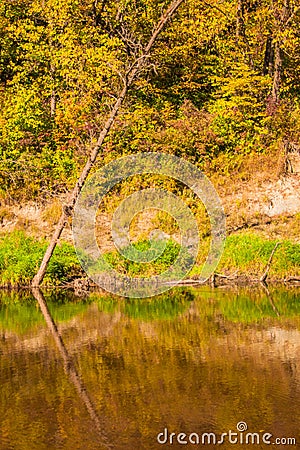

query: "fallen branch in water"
left=214, top=271, right=239, bottom=280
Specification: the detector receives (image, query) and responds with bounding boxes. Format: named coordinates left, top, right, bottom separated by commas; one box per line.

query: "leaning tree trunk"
left=32, top=0, right=186, bottom=287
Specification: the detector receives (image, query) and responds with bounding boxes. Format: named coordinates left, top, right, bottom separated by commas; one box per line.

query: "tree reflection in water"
left=31, top=288, right=112, bottom=450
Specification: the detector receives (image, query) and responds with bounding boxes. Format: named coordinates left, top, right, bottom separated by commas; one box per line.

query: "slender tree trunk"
left=50, top=58, right=56, bottom=117
left=235, top=0, right=254, bottom=69
left=50, top=89, right=56, bottom=117
left=271, top=41, right=282, bottom=104
left=270, top=0, right=290, bottom=104
left=236, top=0, right=245, bottom=40
left=32, top=0, right=185, bottom=287
left=263, top=35, right=273, bottom=76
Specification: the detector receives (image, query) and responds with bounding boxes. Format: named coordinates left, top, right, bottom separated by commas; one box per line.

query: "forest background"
left=0, top=0, right=300, bottom=286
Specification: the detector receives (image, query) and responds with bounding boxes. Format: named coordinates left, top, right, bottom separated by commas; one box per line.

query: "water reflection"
left=0, top=286, right=299, bottom=449
left=31, top=288, right=111, bottom=450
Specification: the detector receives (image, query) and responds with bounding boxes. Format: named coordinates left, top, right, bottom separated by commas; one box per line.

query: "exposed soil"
left=1, top=151, right=299, bottom=247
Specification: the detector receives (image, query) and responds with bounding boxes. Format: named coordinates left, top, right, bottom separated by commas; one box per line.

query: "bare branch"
left=260, top=242, right=281, bottom=283
left=202, top=0, right=229, bottom=18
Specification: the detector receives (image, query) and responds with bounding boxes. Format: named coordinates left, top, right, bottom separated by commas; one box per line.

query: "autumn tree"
left=0, top=0, right=300, bottom=202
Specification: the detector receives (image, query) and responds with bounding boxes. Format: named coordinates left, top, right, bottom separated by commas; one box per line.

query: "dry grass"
left=41, top=200, right=62, bottom=225
left=0, top=206, right=15, bottom=224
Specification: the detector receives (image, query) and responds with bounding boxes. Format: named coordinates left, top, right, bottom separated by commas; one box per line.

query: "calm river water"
left=0, top=286, right=299, bottom=449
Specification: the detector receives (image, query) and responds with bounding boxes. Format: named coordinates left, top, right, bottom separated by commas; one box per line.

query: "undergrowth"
left=0, top=231, right=299, bottom=287
left=0, top=231, right=81, bottom=286
left=191, top=233, right=300, bottom=279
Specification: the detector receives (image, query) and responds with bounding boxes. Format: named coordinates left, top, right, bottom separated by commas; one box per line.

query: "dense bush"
left=0, top=231, right=81, bottom=285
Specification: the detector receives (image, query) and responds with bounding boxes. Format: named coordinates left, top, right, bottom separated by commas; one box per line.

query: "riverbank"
left=1, top=149, right=299, bottom=290
left=0, top=230, right=299, bottom=289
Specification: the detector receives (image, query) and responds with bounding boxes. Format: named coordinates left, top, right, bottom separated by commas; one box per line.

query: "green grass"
left=99, top=238, right=193, bottom=278
left=190, top=233, right=300, bottom=279
left=0, top=230, right=299, bottom=288
left=219, top=233, right=300, bottom=278
left=0, top=230, right=81, bottom=286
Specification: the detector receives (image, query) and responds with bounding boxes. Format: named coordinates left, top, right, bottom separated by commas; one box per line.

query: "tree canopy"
left=1, top=0, right=300, bottom=199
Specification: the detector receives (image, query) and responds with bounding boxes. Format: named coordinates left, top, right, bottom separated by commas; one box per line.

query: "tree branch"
left=260, top=242, right=281, bottom=283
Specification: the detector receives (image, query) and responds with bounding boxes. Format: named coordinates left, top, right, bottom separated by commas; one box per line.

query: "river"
left=0, top=286, right=299, bottom=449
